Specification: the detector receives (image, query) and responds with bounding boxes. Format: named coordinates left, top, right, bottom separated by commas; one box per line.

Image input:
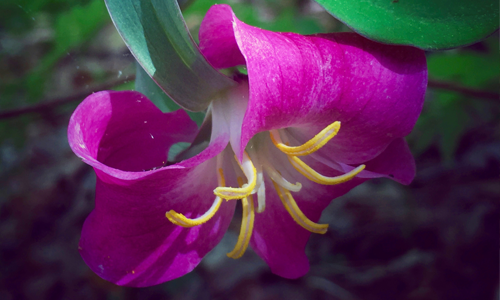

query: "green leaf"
left=314, top=0, right=499, bottom=50
left=135, top=63, right=204, bottom=126
left=26, top=0, right=109, bottom=101
left=168, top=142, right=191, bottom=161
left=427, top=52, right=500, bottom=87
left=434, top=93, right=469, bottom=163
left=105, top=0, right=235, bottom=112
left=184, top=0, right=323, bottom=39
left=410, top=91, right=470, bottom=162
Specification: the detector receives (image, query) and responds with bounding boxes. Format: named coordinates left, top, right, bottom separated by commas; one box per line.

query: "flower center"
left=166, top=121, right=365, bottom=258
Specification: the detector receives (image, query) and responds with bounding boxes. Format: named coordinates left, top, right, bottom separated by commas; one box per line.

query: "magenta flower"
left=68, top=4, right=426, bottom=287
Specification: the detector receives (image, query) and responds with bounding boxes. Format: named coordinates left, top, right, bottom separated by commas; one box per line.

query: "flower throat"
left=166, top=121, right=365, bottom=259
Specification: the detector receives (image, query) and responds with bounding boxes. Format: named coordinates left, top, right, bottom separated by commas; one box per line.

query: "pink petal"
left=199, top=5, right=245, bottom=69
left=68, top=90, right=199, bottom=179
left=210, top=80, right=250, bottom=161
left=250, top=137, right=365, bottom=278
left=199, top=5, right=427, bottom=163
left=314, top=137, right=416, bottom=185
left=360, top=137, right=416, bottom=185
left=68, top=91, right=235, bottom=286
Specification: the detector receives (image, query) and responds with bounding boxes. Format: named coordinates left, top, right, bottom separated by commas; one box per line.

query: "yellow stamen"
left=269, top=121, right=341, bottom=156
left=271, top=181, right=328, bottom=234
left=165, top=196, right=222, bottom=227
left=214, top=151, right=257, bottom=200
left=166, top=168, right=226, bottom=227
left=227, top=177, right=255, bottom=259
left=288, top=155, right=365, bottom=185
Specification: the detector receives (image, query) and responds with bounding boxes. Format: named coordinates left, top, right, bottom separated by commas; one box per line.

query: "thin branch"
left=428, top=79, right=499, bottom=101
left=1, top=76, right=497, bottom=121
left=0, top=76, right=135, bottom=120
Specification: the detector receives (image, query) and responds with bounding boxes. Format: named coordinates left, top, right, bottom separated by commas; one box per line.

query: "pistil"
left=247, top=149, right=266, bottom=213
left=259, top=154, right=302, bottom=192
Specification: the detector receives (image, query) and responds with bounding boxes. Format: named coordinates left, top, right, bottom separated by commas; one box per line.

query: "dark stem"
left=428, top=79, right=499, bottom=101
left=0, top=76, right=136, bottom=120
left=1, top=77, right=497, bottom=120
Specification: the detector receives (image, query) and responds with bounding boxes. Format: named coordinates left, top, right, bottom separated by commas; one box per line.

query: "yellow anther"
left=270, top=121, right=341, bottom=156
left=166, top=196, right=223, bottom=227
left=288, top=155, right=365, bottom=185
left=227, top=177, right=255, bottom=259
left=166, top=166, right=226, bottom=228
left=214, top=151, right=257, bottom=200
left=271, top=181, right=328, bottom=234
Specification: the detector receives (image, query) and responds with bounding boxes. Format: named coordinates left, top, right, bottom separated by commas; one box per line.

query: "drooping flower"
left=68, top=4, right=427, bottom=287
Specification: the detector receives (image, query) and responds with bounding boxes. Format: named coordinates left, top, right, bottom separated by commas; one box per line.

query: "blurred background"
left=0, top=0, right=498, bottom=299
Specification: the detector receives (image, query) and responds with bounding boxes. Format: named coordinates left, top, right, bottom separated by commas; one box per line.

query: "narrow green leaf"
left=315, top=0, right=499, bottom=50
left=105, top=0, right=235, bottom=111
left=135, top=63, right=205, bottom=126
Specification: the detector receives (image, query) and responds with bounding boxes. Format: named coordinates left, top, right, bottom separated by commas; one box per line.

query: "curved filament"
left=166, top=196, right=222, bottom=227
left=227, top=177, right=255, bottom=259
left=272, top=181, right=328, bottom=234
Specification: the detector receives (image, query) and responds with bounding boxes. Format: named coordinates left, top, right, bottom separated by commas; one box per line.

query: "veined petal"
left=68, top=91, right=235, bottom=286
left=199, top=5, right=427, bottom=162
left=352, top=137, right=416, bottom=185
left=310, top=137, right=416, bottom=185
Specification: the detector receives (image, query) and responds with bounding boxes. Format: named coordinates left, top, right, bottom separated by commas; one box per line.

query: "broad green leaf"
left=184, top=0, right=323, bottom=39
left=427, top=53, right=500, bottom=87
left=314, top=0, right=499, bottom=50
left=105, top=0, right=235, bottom=112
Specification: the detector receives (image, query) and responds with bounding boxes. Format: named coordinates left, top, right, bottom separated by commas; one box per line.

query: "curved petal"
left=198, top=5, right=246, bottom=69
left=199, top=5, right=427, bottom=162
left=351, top=137, right=416, bottom=185
left=68, top=91, right=235, bottom=286
left=68, top=90, right=200, bottom=179
left=249, top=137, right=364, bottom=278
